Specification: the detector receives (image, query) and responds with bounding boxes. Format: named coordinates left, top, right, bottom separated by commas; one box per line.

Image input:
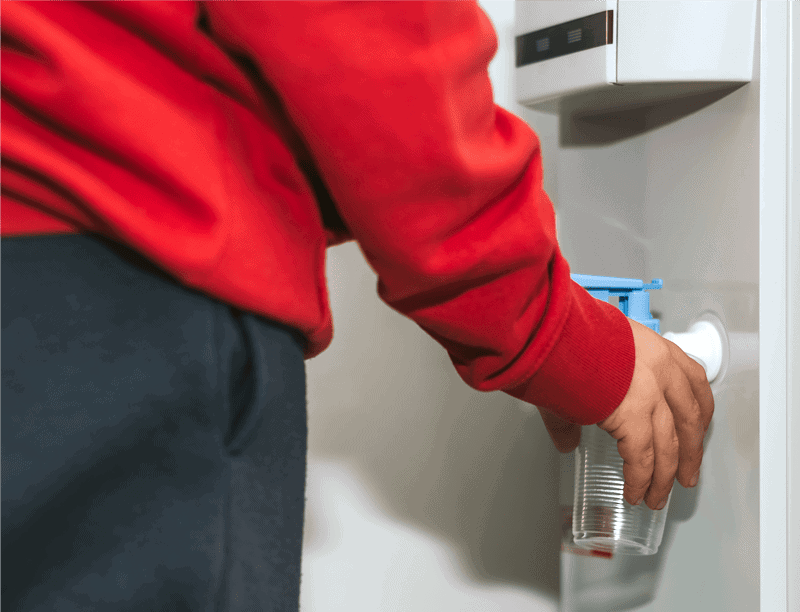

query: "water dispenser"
left=568, top=273, right=727, bottom=556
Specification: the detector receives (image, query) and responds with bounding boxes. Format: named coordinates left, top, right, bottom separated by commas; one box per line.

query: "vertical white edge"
left=787, top=4, right=800, bottom=611
left=759, top=3, right=790, bottom=612
left=611, top=0, right=618, bottom=83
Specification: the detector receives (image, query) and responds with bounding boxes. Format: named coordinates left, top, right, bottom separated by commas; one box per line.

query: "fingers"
left=645, top=400, right=680, bottom=510
left=607, top=317, right=714, bottom=509
left=616, top=418, right=655, bottom=506
left=669, top=342, right=715, bottom=436
left=663, top=363, right=706, bottom=488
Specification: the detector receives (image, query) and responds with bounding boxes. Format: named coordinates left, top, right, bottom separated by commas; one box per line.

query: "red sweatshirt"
left=0, top=1, right=634, bottom=426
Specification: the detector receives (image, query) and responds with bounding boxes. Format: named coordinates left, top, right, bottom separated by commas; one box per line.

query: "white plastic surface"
left=514, top=0, right=615, bottom=110
left=534, top=1, right=761, bottom=604
left=663, top=321, right=724, bottom=382
left=616, top=1, right=757, bottom=83
left=515, top=1, right=757, bottom=113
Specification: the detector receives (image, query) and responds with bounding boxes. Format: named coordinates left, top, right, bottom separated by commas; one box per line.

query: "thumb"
left=537, top=407, right=582, bottom=453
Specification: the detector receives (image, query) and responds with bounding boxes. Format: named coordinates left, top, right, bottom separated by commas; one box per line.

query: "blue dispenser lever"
left=570, top=274, right=663, bottom=333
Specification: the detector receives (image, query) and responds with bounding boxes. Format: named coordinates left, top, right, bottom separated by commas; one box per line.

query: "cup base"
left=573, top=532, right=658, bottom=556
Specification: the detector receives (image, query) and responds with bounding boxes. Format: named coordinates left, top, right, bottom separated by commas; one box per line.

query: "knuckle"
left=669, top=435, right=681, bottom=458
left=681, top=402, right=703, bottom=431
left=638, top=445, right=656, bottom=469
left=687, top=358, right=706, bottom=381
left=655, top=339, right=673, bottom=363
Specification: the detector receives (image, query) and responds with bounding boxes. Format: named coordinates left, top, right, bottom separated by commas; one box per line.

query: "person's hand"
left=537, top=316, right=715, bottom=510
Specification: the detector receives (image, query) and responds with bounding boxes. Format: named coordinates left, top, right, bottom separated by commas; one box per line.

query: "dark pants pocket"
left=2, top=234, right=307, bottom=612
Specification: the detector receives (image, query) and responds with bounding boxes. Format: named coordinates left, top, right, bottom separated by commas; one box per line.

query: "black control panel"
left=515, top=10, right=614, bottom=67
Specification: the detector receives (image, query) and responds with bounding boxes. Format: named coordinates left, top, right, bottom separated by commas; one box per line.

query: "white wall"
left=299, top=2, right=795, bottom=610
left=516, top=4, right=762, bottom=611
left=299, top=3, right=563, bottom=611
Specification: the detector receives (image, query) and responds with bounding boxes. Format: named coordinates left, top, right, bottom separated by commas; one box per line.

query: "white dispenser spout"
left=662, top=317, right=727, bottom=383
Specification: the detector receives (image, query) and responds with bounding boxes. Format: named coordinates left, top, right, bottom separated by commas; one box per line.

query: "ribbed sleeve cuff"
left=505, top=281, right=636, bottom=425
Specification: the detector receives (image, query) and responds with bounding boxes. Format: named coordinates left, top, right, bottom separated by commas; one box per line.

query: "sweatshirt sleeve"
left=201, top=0, right=634, bottom=425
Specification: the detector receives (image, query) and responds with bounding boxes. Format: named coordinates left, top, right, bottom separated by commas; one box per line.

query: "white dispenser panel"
left=515, top=0, right=616, bottom=107
left=515, top=1, right=757, bottom=115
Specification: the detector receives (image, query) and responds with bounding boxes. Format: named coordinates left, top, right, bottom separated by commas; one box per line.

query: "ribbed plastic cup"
left=572, top=426, right=671, bottom=555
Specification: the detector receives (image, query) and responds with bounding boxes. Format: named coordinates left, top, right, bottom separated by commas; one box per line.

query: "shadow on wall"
left=560, top=84, right=746, bottom=147
left=305, top=242, right=563, bottom=600
left=302, top=11, right=753, bottom=602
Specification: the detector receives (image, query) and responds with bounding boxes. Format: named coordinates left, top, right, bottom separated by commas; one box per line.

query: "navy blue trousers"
left=2, top=234, right=307, bottom=611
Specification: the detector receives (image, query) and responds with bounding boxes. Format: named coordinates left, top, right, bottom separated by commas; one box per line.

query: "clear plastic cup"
left=572, top=425, right=671, bottom=555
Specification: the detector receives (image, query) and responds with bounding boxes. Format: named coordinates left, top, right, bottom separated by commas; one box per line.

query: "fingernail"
left=634, top=497, right=644, bottom=506
left=689, top=472, right=699, bottom=487
left=656, top=499, right=667, bottom=511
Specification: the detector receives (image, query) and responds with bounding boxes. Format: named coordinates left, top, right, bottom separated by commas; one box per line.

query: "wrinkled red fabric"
left=0, top=1, right=634, bottom=425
